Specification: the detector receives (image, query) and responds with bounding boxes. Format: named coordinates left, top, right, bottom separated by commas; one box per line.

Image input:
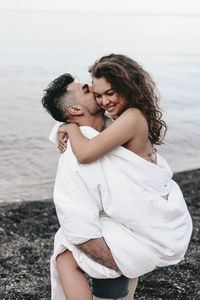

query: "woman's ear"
left=68, top=105, right=84, bottom=116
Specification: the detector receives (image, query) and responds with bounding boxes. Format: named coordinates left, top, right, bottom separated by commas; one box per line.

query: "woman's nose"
left=102, top=95, right=110, bottom=106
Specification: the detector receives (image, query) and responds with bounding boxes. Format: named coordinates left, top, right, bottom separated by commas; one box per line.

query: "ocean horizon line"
left=1, top=8, right=200, bottom=18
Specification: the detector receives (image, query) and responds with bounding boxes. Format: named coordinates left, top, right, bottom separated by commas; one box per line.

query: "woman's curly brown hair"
left=89, top=54, right=167, bottom=145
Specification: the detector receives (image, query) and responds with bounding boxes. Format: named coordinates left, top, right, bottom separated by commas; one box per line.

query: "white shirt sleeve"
left=49, top=121, right=64, bottom=144
left=54, top=147, right=103, bottom=245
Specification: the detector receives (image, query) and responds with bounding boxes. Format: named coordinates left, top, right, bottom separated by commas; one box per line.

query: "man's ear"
left=68, top=105, right=84, bottom=116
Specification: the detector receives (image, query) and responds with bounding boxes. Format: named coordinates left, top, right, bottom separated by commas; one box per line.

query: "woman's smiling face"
left=92, top=77, right=129, bottom=119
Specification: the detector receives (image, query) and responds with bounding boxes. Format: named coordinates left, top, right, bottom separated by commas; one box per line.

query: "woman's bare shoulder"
left=118, top=108, right=146, bottom=125
left=123, top=107, right=144, bottom=116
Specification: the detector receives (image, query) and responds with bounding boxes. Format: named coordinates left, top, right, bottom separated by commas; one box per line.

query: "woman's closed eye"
left=106, top=92, right=114, bottom=96
left=94, top=91, right=115, bottom=99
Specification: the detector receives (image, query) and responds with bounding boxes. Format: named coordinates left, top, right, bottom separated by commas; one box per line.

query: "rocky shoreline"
left=0, top=169, right=199, bottom=299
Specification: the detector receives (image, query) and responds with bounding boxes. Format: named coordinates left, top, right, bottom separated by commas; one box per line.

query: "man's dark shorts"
left=91, top=276, right=129, bottom=299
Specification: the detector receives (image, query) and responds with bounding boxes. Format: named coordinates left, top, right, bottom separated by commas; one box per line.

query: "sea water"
left=0, top=9, right=199, bottom=202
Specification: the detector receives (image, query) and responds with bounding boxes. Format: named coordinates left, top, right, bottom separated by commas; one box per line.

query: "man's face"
left=68, top=82, right=102, bottom=115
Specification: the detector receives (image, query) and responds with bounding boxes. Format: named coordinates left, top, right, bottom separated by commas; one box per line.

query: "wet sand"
left=0, top=169, right=199, bottom=299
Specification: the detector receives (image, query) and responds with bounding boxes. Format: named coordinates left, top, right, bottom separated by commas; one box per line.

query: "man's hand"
left=77, top=238, right=121, bottom=273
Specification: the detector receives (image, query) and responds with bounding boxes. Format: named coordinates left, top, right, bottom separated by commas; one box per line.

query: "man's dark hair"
left=41, top=73, right=76, bottom=122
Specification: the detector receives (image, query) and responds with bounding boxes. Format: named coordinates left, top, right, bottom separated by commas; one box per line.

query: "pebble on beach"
left=0, top=169, right=199, bottom=299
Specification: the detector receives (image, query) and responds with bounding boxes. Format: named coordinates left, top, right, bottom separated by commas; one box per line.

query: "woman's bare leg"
left=93, top=298, right=110, bottom=300
left=57, top=250, right=92, bottom=300
left=124, top=278, right=138, bottom=300
left=93, top=278, right=138, bottom=300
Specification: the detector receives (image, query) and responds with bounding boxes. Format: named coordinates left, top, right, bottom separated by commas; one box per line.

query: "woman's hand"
left=58, top=132, right=68, bottom=153
left=57, top=123, right=78, bottom=153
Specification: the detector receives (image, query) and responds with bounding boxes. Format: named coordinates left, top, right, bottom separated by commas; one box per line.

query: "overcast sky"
left=1, top=0, right=200, bottom=14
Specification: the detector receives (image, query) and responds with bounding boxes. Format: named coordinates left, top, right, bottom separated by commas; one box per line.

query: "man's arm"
left=77, top=237, right=121, bottom=273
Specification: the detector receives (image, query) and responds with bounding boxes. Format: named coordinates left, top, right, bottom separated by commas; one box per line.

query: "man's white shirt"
left=50, top=125, right=192, bottom=299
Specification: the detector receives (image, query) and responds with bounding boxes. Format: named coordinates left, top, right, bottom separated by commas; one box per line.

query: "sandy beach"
left=0, top=169, right=199, bottom=299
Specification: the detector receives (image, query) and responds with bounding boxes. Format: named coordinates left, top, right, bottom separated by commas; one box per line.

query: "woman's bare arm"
left=58, top=108, right=143, bottom=163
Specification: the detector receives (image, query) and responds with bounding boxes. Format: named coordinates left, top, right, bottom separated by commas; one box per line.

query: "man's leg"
left=92, top=277, right=138, bottom=300
left=91, top=276, right=129, bottom=299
